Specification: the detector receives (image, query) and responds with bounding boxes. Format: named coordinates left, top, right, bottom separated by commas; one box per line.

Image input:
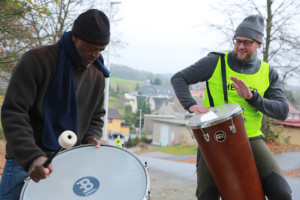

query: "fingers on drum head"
left=58, top=130, right=77, bottom=149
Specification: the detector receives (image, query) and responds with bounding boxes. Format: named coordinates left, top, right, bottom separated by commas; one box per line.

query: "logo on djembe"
left=214, top=131, right=226, bottom=142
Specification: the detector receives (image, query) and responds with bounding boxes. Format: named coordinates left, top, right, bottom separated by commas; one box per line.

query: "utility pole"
left=139, top=109, right=142, bottom=138
left=103, top=1, right=121, bottom=140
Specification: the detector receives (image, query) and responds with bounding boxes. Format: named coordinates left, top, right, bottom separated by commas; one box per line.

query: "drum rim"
left=20, top=144, right=150, bottom=199
left=186, top=103, right=243, bottom=129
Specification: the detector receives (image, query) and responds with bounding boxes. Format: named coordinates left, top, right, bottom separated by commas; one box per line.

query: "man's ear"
left=258, top=43, right=262, bottom=48
left=72, top=35, right=77, bottom=43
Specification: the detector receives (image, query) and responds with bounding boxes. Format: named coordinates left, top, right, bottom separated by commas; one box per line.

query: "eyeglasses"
left=233, top=39, right=255, bottom=47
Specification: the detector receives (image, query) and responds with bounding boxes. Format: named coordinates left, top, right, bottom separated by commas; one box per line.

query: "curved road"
left=137, top=151, right=300, bottom=200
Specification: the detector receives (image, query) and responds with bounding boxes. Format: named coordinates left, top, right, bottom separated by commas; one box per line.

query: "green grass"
left=150, top=145, right=198, bottom=155
left=108, top=77, right=143, bottom=117
left=109, top=77, right=143, bottom=93
left=109, top=95, right=119, bottom=106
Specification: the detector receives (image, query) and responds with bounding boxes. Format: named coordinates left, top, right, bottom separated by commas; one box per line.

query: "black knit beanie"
left=234, top=15, right=264, bottom=44
left=72, top=9, right=110, bottom=46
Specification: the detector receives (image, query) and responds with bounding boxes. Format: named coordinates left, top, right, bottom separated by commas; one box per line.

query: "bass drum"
left=20, top=144, right=150, bottom=200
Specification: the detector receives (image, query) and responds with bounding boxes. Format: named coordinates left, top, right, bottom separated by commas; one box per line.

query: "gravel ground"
left=148, top=168, right=197, bottom=200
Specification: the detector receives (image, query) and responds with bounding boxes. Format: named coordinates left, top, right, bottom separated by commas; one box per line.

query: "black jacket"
left=1, top=42, right=106, bottom=171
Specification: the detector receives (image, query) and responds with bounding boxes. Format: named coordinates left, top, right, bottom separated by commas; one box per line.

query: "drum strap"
left=206, top=53, right=228, bottom=107
left=220, top=55, right=228, bottom=104
left=205, top=81, right=214, bottom=107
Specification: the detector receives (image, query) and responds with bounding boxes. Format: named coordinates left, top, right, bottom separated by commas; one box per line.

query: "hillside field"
left=109, top=77, right=143, bottom=93
left=108, top=77, right=144, bottom=116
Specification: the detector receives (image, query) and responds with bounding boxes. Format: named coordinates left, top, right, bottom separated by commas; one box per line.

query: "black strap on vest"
left=206, top=81, right=214, bottom=107
left=206, top=52, right=228, bottom=106
left=221, top=55, right=228, bottom=104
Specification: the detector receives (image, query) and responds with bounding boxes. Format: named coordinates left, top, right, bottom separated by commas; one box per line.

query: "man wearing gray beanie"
left=0, top=9, right=110, bottom=200
left=171, top=15, right=292, bottom=200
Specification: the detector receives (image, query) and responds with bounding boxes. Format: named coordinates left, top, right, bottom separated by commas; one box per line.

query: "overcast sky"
left=107, top=0, right=226, bottom=74
left=98, top=0, right=300, bottom=86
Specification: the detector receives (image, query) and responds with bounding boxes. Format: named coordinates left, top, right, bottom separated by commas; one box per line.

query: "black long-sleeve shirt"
left=171, top=51, right=289, bottom=121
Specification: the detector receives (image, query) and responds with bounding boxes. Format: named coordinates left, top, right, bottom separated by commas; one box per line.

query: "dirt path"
left=148, top=168, right=197, bottom=200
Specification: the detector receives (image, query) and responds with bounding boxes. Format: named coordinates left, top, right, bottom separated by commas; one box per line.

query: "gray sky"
left=103, top=0, right=300, bottom=86
left=108, top=0, right=226, bottom=74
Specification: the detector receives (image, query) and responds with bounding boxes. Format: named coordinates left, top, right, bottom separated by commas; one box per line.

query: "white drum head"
left=20, top=145, right=149, bottom=200
left=186, top=103, right=243, bottom=129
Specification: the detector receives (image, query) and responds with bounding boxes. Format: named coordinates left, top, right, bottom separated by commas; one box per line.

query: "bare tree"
left=206, top=0, right=300, bottom=88
left=0, top=0, right=124, bottom=79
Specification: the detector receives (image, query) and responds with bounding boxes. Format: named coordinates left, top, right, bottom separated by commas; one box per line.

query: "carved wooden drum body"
left=187, top=103, right=264, bottom=200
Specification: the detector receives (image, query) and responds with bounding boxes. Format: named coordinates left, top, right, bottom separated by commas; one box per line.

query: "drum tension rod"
left=186, top=126, right=195, bottom=139
left=242, top=106, right=247, bottom=122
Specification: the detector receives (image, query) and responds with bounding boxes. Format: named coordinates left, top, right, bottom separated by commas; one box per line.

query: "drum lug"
left=229, top=118, right=236, bottom=134
left=242, top=106, right=247, bottom=122
left=24, top=176, right=31, bottom=183
left=144, top=191, right=151, bottom=199
left=203, top=133, right=210, bottom=142
left=229, top=124, right=236, bottom=134
left=200, top=128, right=210, bottom=142
left=144, top=161, right=149, bottom=170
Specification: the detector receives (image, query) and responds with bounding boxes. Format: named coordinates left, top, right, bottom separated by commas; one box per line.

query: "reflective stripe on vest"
left=203, top=52, right=269, bottom=138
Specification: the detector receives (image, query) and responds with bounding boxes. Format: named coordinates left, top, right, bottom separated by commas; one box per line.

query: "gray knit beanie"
left=72, top=9, right=110, bottom=46
left=234, top=15, right=264, bottom=44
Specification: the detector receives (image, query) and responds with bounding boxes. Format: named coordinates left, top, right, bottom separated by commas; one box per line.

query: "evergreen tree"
left=153, top=77, right=162, bottom=85
left=116, top=83, right=120, bottom=94
left=135, top=83, right=140, bottom=91
left=123, top=105, right=133, bottom=123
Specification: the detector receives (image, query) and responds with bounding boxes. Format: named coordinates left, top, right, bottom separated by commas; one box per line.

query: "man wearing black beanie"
left=72, top=9, right=110, bottom=46
left=171, top=15, right=292, bottom=200
left=0, top=9, right=110, bottom=200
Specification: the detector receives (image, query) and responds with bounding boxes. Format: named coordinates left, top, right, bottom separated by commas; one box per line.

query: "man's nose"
left=91, top=51, right=100, bottom=58
left=238, top=42, right=246, bottom=48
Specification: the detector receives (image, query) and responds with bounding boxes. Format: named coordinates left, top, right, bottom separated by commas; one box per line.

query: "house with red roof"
left=274, top=101, right=300, bottom=145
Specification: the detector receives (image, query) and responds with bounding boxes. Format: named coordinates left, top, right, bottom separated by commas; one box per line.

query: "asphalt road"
left=136, top=151, right=300, bottom=200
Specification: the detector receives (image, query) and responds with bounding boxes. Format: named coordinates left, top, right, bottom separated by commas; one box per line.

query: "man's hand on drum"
left=28, top=156, right=52, bottom=183
left=230, top=76, right=253, bottom=100
left=89, top=138, right=109, bottom=148
left=189, top=105, right=210, bottom=115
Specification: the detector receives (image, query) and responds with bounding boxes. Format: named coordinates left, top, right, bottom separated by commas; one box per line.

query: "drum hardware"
left=186, top=126, right=195, bottom=139
left=200, top=128, right=210, bottom=142
left=145, top=191, right=151, bottom=199
left=203, top=133, right=210, bottom=142
left=23, top=176, right=30, bottom=184
left=143, top=161, right=151, bottom=199
left=242, top=106, right=247, bottom=122
left=229, top=118, right=236, bottom=134
left=186, top=103, right=265, bottom=200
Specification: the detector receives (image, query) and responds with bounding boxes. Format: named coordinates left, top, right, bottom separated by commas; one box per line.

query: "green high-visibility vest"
left=115, top=137, right=121, bottom=146
left=203, top=52, right=269, bottom=138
